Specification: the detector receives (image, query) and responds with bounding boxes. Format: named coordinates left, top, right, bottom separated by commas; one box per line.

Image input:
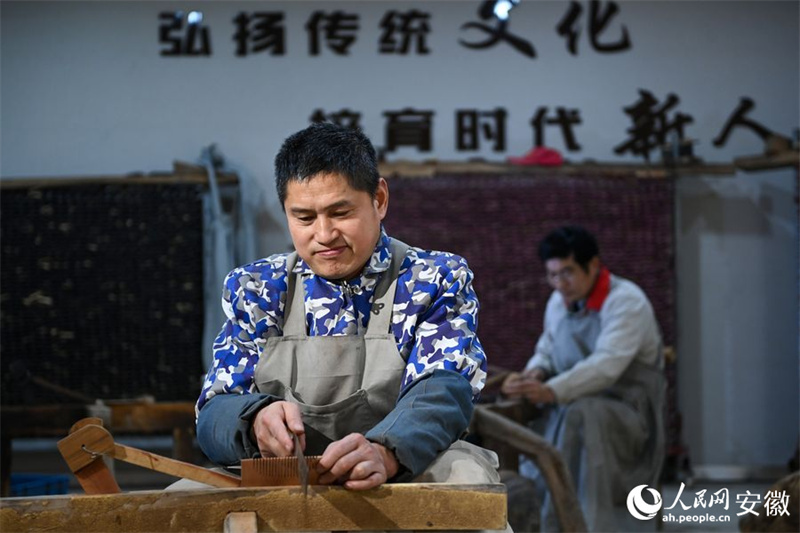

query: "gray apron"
left=527, top=277, right=666, bottom=532
left=172, top=239, right=509, bottom=531
left=253, top=238, right=411, bottom=455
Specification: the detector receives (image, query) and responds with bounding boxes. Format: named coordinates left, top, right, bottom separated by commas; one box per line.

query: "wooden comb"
left=240, top=456, right=322, bottom=487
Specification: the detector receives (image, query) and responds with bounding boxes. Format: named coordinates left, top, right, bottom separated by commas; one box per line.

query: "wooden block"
left=69, top=417, right=105, bottom=433
left=57, top=425, right=115, bottom=473
left=72, top=458, right=121, bottom=495
left=56, top=424, right=120, bottom=495
left=0, top=484, right=507, bottom=532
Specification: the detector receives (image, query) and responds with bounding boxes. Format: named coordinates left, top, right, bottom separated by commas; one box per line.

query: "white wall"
left=2, top=0, right=798, bottom=473
left=676, top=169, right=798, bottom=474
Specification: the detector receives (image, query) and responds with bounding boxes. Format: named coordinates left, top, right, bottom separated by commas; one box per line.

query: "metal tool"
left=293, top=432, right=309, bottom=496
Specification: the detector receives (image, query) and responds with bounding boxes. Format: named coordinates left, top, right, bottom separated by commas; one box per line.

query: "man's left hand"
left=316, top=433, right=399, bottom=490
left=524, top=381, right=556, bottom=404
left=502, top=375, right=556, bottom=404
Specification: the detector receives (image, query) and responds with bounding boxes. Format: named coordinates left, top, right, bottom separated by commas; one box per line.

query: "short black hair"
left=538, top=226, right=600, bottom=272
left=274, top=122, right=379, bottom=207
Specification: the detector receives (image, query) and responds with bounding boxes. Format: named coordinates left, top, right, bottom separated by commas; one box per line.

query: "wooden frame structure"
left=472, top=404, right=588, bottom=533
left=0, top=402, right=587, bottom=532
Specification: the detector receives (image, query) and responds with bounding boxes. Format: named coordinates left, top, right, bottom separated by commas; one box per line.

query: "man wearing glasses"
left=501, top=225, right=665, bottom=532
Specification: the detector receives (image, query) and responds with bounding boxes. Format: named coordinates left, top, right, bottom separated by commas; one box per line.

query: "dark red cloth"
left=508, top=146, right=564, bottom=166
left=586, top=267, right=611, bottom=311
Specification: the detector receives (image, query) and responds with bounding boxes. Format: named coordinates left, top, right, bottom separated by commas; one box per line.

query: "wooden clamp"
left=57, top=418, right=240, bottom=494
left=57, top=418, right=120, bottom=494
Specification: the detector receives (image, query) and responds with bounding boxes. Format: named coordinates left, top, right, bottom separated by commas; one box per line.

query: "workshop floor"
left=7, top=438, right=785, bottom=532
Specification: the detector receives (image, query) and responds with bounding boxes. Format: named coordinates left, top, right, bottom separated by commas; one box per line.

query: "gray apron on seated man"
left=521, top=282, right=665, bottom=532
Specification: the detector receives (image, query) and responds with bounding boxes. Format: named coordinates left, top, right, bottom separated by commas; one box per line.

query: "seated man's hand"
left=501, top=369, right=556, bottom=404
left=501, top=368, right=545, bottom=397
left=316, top=433, right=399, bottom=491
left=523, top=368, right=547, bottom=381
left=521, top=380, right=556, bottom=404
left=251, top=401, right=306, bottom=457
left=500, top=372, right=525, bottom=398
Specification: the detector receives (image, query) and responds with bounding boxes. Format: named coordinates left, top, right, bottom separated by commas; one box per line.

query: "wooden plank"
left=0, top=484, right=507, bottom=532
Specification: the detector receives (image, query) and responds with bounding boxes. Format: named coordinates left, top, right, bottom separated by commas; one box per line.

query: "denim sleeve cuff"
left=365, top=369, right=474, bottom=480
left=196, top=393, right=280, bottom=465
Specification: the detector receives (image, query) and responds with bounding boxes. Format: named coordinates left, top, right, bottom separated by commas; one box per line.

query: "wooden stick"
left=473, top=405, right=588, bottom=532
left=113, top=443, right=239, bottom=488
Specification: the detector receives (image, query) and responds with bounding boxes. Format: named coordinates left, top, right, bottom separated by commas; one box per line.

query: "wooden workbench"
left=0, top=483, right=507, bottom=532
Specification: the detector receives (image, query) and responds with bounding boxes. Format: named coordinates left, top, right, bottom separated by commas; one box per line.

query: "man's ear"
left=375, top=177, right=389, bottom=220
left=589, top=256, right=601, bottom=275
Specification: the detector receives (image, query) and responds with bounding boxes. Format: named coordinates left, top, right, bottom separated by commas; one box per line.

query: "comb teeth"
left=241, top=457, right=321, bottom=487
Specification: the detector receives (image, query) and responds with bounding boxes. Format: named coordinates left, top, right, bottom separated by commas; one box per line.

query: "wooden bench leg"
left=472, top=405, right=588, bottom=533
left=224, top=512, right=257, bottom=533
left=1, top=436, right=11, bottom=497
left=172, top=426, right=194, bottom=462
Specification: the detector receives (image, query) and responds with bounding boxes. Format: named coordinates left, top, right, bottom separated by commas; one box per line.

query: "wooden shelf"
left=378, top=159, right=736, bottom=179
left=734, top=150, right=800, bottom=171
left=0, top=172, right=239, bottom=190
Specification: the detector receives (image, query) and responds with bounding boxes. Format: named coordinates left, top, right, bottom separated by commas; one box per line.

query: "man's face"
left=544, top=255, right=600, bottom=306
left=284, top=172, right=388, bottom=281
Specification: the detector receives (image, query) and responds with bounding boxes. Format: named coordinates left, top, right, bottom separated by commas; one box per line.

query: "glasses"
left=545, top=266, right=576, bottom=284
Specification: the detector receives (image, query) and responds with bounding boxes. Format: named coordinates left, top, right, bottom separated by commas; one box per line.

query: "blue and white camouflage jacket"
left=195, top=227, right=488, bottom=478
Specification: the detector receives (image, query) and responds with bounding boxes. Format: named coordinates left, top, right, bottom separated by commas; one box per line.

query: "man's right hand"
left=251, top=401, right=306, bottom=457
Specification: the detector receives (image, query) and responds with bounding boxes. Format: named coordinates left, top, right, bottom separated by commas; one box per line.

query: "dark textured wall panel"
left=1, top=184, right=205, bottom=405
left=384, top=173, right=675, bottom=373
